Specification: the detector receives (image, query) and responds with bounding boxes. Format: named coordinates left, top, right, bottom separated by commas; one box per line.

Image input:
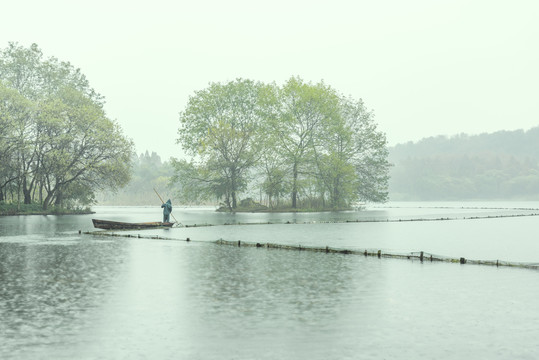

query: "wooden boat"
left=92, top=219, right=174, bottom=230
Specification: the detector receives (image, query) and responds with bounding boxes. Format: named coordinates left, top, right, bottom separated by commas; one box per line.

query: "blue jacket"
left=161, top=199, right=172, bottom=215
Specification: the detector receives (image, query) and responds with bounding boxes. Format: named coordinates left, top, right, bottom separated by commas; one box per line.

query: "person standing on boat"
left=161, top=199, right=172, bottom=223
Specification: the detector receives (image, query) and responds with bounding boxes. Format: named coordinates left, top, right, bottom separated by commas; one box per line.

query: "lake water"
left=1, top=202, right=538, bottom=359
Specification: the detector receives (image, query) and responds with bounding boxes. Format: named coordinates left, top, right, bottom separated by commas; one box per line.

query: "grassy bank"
left=0, top=203, right=94, bottom=216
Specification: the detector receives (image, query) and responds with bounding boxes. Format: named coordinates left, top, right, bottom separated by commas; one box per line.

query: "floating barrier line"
left=83, top=230, right=200, bottom=243
left=180, top=211, right=539, bottom=226
left=372, top=205, right=539, bottom=211
left=82, top=231, right=539, bottom=271
left=214, top=239, right=539, bottom=271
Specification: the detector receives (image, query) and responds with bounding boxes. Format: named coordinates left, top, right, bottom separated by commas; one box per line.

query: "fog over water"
left=1, top=204, right=538, bottom=359
left=2, top=1, right=539, bottom=358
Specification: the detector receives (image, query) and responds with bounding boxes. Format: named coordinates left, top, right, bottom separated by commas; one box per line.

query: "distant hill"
left=389, top=127, right=539, bottom=200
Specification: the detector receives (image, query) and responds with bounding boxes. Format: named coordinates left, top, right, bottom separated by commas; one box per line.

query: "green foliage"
left=0, top=83, right=34, bottom=199
left=173, top=77, right=390, bottom=210
left=169, top=158, right=219, bottom=204
left=36, top=87, right=133, bottom=209
left=0, top=43, right=133, bottom=209
left=389, top=128, right=539, bottom=200
left=0, top=42, right=102, bottom=104
left=267, top=77, right=342, bottom=208
left=177, top=79, right=267, bottom=209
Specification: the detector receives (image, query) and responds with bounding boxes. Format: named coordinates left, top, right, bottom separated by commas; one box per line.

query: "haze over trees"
left=0, top=43, right=134, bottom=210
left=389, top=127, right=539, bottom=200
left=172, top=77, right=390, bottom=211
left=97, top=151, right=175, bottom=206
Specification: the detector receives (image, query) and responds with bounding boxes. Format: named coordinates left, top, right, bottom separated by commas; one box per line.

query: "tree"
left=176, top=79, right=266, bottom=210
left=268, top=77, right=341, bottom=208
left=311, top=97, right=354, bottom=208
left=0, top=43, right=133, bottom=210
left=0, top=42, right=102, bottom=104
left=0, top=83, right=34, bottom=203
left=37, top=87, right=133, bottom=209
left=258, top=147, right=288, bottom=209
left=170, top=158, right=231, bottom=205
left=173, top=77, right=390, bottom=210
left=341, top=96, right=390, bottom=203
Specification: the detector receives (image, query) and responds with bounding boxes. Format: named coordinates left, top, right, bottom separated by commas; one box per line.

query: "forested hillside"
left=389, top=127, right=539, bottom=200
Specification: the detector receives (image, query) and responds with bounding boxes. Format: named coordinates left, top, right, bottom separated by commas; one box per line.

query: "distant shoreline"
left=216, top=206, right=357, bottom=213
left=0, top=204, right=94, bottom=216
left=0, top=211, right=95, bottom=216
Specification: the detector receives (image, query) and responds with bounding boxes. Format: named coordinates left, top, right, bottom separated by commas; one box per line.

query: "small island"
left=172, top=78, right=390, bottom=212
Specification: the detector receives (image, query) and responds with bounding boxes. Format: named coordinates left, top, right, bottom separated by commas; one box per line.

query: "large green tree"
left=268, top=77, right=341, bottom=208
left=175, top=79, right=266, bottom=210
left=37, top=87, right=132, bottom=209
left=313, top=104, right=357, bottom=208
left=0, top=83, right=34, bottom=203
left=339, top=96, right=389, bottom=203
left=0, top=43, right=133, bottom=209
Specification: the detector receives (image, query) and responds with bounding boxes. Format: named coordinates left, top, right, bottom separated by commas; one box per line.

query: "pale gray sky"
left=2, top=0, right=538, bottom=159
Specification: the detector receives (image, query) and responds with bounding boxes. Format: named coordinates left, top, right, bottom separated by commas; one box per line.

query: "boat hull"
left=92, top=219, right=174, bottom=230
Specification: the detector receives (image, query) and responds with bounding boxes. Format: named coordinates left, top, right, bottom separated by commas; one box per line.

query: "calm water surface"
left=1, top=203, right=538, bottom=359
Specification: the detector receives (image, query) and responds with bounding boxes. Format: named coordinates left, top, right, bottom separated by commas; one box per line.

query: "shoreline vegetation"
left=216, top=207, right=355, bottom=213
left=215, top=197, right=361, bottom=213
left=0, top=203, right=94, bottom=216
left=0, top=200, right=357, bottom=215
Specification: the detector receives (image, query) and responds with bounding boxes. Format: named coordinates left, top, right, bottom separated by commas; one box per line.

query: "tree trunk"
left=17, top=178, right=21, bottom=211
left=292, top=162, right=298, bottom=208
left=231, top=191, right=237, bottom=209
left=23, top=176, right=32, bottom=204
left=43, top=192, right=53, bottom=210
left=55, top=191, right=63, bottom=207
left=231, top=169, right=237, bottom=209
left=224, top=192, right=232, bottom=212
left=332, top=178, right=339, bottom=207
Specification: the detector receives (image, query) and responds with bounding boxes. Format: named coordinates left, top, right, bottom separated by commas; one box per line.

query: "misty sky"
left=2, top=0, right=538, bottom=159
